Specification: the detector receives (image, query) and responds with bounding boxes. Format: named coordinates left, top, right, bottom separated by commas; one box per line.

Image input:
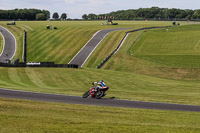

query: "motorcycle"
left=82, top=85, right=109, bottom=99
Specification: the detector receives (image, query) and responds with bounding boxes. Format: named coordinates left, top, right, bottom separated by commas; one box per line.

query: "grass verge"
left=1, top=98, right=200, bottom=133
left=0, top=67, right=200, bottom=105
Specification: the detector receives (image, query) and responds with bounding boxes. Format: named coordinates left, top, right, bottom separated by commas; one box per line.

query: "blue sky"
left=0, top=0, right=199, bottom=18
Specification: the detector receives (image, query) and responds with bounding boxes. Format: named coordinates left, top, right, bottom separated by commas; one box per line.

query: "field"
left=0, top=33, right=3, bottom=55
left=1, top=67, right=200, bottom=105
left=1, top=98, right=200, bottom=133
left=0, top=21, right=200, bottom=132
left=86, top=23, right=200, bottom=79
left=0, top=21, right=172, bottom=63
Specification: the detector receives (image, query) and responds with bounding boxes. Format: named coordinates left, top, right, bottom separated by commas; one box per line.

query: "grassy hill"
left=86, top=24, right=200, bottom=79
left=0, top=21, right=200, bottom=132
left=0, top=21, right=172, bottom=63
left=0, top=21, right=199, bottom=104
left=0, top=67, right=200, bottom=105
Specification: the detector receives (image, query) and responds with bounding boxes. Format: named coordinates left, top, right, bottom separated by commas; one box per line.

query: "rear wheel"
left=82, top=91, right=89, bottom=98
left=95, top=91, right=104, bottom=99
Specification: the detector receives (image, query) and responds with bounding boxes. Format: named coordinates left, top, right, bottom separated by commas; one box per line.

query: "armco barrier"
left=22, top=30, right=27, bottom=62
left=96, top=26, right=171, bottom=69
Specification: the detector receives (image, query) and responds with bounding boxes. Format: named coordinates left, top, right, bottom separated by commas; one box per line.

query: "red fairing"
left=89, top=87, right=95, bottom=97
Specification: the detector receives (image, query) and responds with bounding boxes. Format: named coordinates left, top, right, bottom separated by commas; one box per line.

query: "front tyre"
left=95, top=91, right=104, bottom=99
left=82, top=91, right=89, bottom=98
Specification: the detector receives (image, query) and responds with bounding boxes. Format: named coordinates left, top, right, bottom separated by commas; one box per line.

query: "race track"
left=0, top=88, right=200, bottom=112
left=68, top=28, right=129, bottom=67
left=0, top=26, right=16, bottom=63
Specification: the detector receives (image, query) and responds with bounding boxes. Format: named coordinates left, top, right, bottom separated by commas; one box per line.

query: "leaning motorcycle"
left=82, top=85, right=109, bottom=99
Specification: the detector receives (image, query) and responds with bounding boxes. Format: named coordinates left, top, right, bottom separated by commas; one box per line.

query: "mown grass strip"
left=0, top=98, right=200, bottom=133
left=0, top=67, right=200, bottom=105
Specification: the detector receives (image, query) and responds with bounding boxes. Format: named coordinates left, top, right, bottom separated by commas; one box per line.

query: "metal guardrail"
left=22, top=30, right=27, bottom=62
left=96, top=26, right=172, bottom=69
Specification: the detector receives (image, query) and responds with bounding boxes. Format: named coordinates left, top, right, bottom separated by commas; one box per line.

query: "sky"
left=0, top=0, right=199, bottom=19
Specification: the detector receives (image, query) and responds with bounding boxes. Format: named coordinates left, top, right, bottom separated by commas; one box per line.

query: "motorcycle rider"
left=93, top=80, right=106, bottom=92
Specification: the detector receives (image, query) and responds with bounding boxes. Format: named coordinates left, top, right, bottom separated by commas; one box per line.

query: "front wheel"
left=82, top=91, right=89, bottom=98
left=95, top=91, right=104, bottom=99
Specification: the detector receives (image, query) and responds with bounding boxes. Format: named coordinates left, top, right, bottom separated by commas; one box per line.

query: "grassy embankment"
left=85, top=24, right=200, bottom=79
left=0, top=21, right=200, bottom=106
left=0, top=21, right=200, bottom=132
left=1, top=67, right=200, bottom=105
left=0, top=21, right=172, bottom=63
left=1, top=98, right=200, bottom=133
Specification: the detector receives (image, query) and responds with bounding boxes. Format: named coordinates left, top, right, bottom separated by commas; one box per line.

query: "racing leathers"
left=93, top=81, right=106, bottom=92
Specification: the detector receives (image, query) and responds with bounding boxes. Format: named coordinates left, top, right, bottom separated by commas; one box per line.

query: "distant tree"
left=82, top=14, right=88, bottom=20
left=82, top=7, right=200, bottom=20
left=0, top=8, right=50, bottom=20
left=36, top=13, right=46, bottom=20
left=61, top=13, right=67, bottom=20
left=42, top=10, right=50, bottom=19
left=88, top=14, right=96, bottom=20
left=192, top=10, right=200, bottom=19
left=52, top=12, right=59, bottom=20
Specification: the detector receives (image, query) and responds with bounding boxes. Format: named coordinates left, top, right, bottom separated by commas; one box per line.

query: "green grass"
left=1, top=98, right=200, bottom=133
left=0, top=21, right=172, bottom=63
left=0, top=67, right=200, bottom=105
left=86, top=24, right=200, bottom=79
left=0, top=21, right=200, bottom=105
left=131, top=25, right=200, bottom=68
left=0, top=21, right=200, bottom=132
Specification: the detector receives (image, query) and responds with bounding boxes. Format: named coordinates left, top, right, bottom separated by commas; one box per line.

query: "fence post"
left=22, top=30, right=27, bottom=63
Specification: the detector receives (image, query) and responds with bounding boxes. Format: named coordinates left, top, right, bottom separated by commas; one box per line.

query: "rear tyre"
left=82, top=91, right=89, bottom=98
left=95, top=91, right=104, bottom=99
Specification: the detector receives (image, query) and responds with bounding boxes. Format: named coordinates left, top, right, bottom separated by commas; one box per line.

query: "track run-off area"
left=0, top=88, right=200, bottom=112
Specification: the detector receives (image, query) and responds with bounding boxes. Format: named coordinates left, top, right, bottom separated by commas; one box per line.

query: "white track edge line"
left=0, top=31, right=5, bottom=57
left=0, top=26, right=17, bottom=60
left=81, top=32, right=110, bottom=67
left=68, top=30, right=102, bottom=64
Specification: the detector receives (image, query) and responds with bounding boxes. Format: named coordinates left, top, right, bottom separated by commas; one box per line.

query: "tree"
left=82, top=14, right=88, bottom=20
left=36, top=13, right=46, bottom=20
left=61, top=13, right=67, bottom=20
left=0, top=9, right=50, bottom=20
left=52, top=12, right=59, bottom=20
left=192, top=10, right=200, bottom=19
left=88, top=14, right=96, bottom=20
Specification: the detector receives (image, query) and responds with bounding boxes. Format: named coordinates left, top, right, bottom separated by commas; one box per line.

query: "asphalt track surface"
left=68, top=28, right=129, bottom=67
left=0, top=26, right=16, bottom=63
left=0, top=88, right=200, bottom=112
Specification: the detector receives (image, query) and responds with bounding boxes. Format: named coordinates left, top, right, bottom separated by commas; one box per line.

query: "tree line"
left=82, top=7, right=200, bottom=20
left=0, top=9, right=50, bottom=20
left=0, top=9, right=68, bottom=20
